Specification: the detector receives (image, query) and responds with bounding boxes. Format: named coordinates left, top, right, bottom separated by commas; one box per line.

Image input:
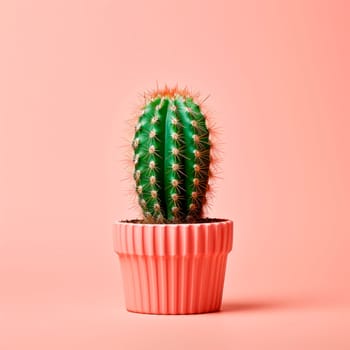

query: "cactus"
left=132, top=87, right=211, bottom=223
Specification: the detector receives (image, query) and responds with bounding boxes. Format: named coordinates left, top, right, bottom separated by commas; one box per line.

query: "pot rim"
left=113, top=218, right=233, bottom=227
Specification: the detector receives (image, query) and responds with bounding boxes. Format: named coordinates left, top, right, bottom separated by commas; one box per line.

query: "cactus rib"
left=132, top=88, right=211, bottom=223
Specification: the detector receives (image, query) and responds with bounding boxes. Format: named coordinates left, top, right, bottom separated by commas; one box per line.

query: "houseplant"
left=113, top=86, right=233, bottom=314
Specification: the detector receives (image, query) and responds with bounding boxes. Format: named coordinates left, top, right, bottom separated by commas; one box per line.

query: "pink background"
left=1, top=0, right=349, bottom=349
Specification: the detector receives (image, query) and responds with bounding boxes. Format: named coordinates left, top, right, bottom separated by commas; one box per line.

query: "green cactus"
left=132, top=87, right=211, bottom=223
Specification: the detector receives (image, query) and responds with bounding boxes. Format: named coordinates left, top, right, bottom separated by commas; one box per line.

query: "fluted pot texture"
left=113, top=220, right=233, bottom=315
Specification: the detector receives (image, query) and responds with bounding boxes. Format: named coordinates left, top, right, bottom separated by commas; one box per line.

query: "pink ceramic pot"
left=113, top=219, right=233, bottom=315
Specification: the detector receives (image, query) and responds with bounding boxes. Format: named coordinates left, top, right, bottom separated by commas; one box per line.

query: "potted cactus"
left=113, top=86, right=233, bottom=314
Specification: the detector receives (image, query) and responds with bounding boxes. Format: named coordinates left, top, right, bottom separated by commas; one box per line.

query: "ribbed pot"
left=113, top=219, right=233, bottom=315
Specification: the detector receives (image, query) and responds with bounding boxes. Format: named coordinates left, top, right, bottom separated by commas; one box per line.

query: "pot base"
left=118, top=254, right=228, bottom=315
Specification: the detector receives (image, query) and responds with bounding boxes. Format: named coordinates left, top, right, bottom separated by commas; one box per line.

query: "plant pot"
left=113, top=219, right=233, bottom=315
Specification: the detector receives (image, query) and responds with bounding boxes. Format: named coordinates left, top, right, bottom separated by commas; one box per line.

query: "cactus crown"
left=132, top=86, right=212, bottom=223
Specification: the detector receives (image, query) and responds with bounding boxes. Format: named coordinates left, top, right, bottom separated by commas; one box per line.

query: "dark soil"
left=120, top=218, right=228, bottom=225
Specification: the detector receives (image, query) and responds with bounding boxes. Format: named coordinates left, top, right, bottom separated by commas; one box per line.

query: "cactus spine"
left=132, top=87, right=211, bottom=223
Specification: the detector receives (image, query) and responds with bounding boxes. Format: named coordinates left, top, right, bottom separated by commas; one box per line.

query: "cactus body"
left=132, top=88, right=211, bottom=223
